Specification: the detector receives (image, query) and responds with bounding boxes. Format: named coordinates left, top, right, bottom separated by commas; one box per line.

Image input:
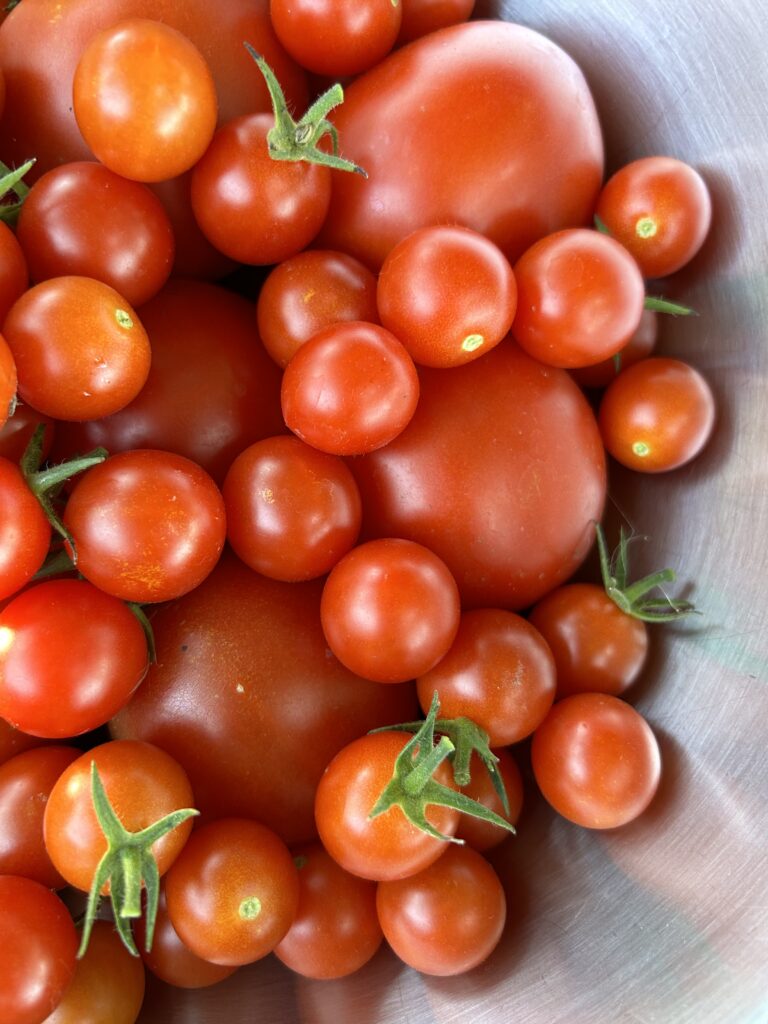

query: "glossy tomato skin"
left=571, top=308, right=658, bottom=390
left=319, top=21, right=603, bottom=269
left=0, top=221, right=28, bottom=325
left=455, top=748, right=523, bottom=853
left=397, top=0, right=475, bottom=44
left=352, top=340, right=606, bottom=610
left=110, top=553, right=418, bottom=844
left=0, top=719, right=50, bottom=766
left=531, top=693, right=661, bottom=829
left=0, top=875, right=78, bottom=1024
left=149, top=173, right=237, bottom=281
left=0, top=332, right=17, bottom=429
left=315, top=731, right=459, bottom=882
left=0, top=458, right=51, bottom=602
left=376, top=843, right=506, bottom=976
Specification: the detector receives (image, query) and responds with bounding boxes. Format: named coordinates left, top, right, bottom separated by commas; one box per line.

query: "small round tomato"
left=165, top=818, right=299, bottom=967
left=376, top=843, right=506, bottom=976
left=571, top=308, right=658, bottom=390
left=0, top=333, right=16, bottom=429
left=397, top=0, right=475, bottom=44
left=455, top=749, right=523, bottom=853
left=511, top=228, right=646, bottom=368
left=73, top=19, right=217, bottom=183
left=282, top=322, right=419, bottom=456
left=0, top=221, right=28, bottom=326
left=0, top=457, right=51, bottom=601
left=321, top=538, right=461, bottom=684
left=377, top=225, right=517, bottom=368
left=529, top=583, right=649, bottom=698
left=531, top=693, right=661, bottom=829
left=595, top=156, right=712, bottom=278
left=599, top=357, right=716, bottom=472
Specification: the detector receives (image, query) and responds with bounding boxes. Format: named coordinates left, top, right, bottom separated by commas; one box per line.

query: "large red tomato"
left=318, top=20, right=603, bottom=269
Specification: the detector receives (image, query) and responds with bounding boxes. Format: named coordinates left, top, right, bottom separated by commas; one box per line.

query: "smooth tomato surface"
left=0, top=333, right=17, bottom=429
left=0, top=458, right=51, bottom=602
left=455, top=749, right=523, bottom=853
left=0, top=222, right=28, bottom=325
left=397, top=0, right=475, bottom=44
left=571, top=308, right=658, bottom=390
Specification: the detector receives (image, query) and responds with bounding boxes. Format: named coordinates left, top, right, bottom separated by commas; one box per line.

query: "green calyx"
left=79, top=762, right=198, bottom=959
left=244, top=43, right=367, bottom=178
left=596, top=522, right=699, bottom=623
left=0, top=158, right=35, bottom=225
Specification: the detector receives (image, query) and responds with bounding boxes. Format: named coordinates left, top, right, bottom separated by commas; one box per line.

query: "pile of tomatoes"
left=0, top=1, right=716, bottom=1022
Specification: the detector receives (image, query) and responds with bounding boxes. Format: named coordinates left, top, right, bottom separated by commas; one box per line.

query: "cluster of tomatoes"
left=0, top=1, right=717, bottom=1022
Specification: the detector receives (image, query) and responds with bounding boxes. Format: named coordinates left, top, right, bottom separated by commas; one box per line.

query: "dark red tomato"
left=42, top=919, right=146, bottom=1024
left=165, top=818, right=299, bottom=966
left=0, top=458, right=51, bottom=601
left=271, top=0, right=401, bottom=77
left=531, top=693, right=661, bottom=829
left=0, top=221, right=28, bottom=325
left=571, top=308, right=658, bottom=390
left=3, top=276, right=150, bottom=422
left=191, top=114, right=331, bottom=265
left=599, top=357, right=716, bottom=472
left=397, top=0, right=475, bottom=44
left=0, top=333, right=16, bottom=429
left=110, top=553, right=418, bottom=844
left=274, top=842, right=382, bottom=979
left=0, top=875, right=77, bottom=1024
left=314, top=730, right=458, bottom=881
left=0, top=580, right=148, bottom=738
left=511, top=228, right=646, bottom=368
left=281, top=321, right=419, bottom=456
left=44, top=740, right=195, bottom=894
left=416, top=609, right=557, bottom=745
left=50, top=280, right=284, bottom=485
left=595, top=156, right=712, bottom=278
left=377, top=225, right=517, bottom=368
left=135, top=887, right=237, bottom=989
left=529, top=583, right=649, bottom=698
left=63, top=449, right=226, bottom=603
left=376, top=843, right=506, bottom=975
left=0, top=406, right=55, bottom=464
left=149, top=173, right=236, bottom=281
left=455, top=749, right=523, bottom=853
left=257, top=249, right=379, bottom=369
left=222, top=435, right=361, bottom=582
left=0, top=745, right=80, bottom=888
left=321, top=538, right=461, bottom=683
left=318, top=21, right=603, bottom=269
left=0, top=719, right=50, bottom=766
left=351, top=341, right=606, bottom=610
left=17, top=162, right=174, bottom=306
left=0, top=0, right=307, bottom=182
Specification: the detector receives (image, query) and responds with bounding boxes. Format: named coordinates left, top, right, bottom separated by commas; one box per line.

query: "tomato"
left=42, top=920, right=145, bottom=1024
left=314, top=730, right=458, bottom=881
left=377, top=225, right=517, bottom=368
left=0, top=221, right=28, bottom=326
left=318, top=21, right=603, bottom=269
left=0, top=719, right=50, bottom=766
left=63, top=449, right=226, bottom=603
left=0, top=746, right=80, bottom=888
left=281, top=321, right=419, bottom=456
left=511, top=228, right=646, bottom=368
left=595, top=156, right=712, bottom=278
left=531, top=693, right=661, bottom=829
left=529, top=583, right=649, bottom=698
left=274, top=842, right=382, bottom=979
left=271, top=0, right=401, bottom=77
left=599, top=357, right=716, bottom=472
left=351, top=341, right=606, bottom=609
left=165, top=818, right=299, bottom=966
left=455, top=749, right=523, bottom=853
left=0, top=875, right=78, bottom=1024
left=0, top=580, right=148, bottom=738
left=0, top=332, right=16, bottom=429
left=17, top=162, right=174, bottom=307
left=0, top=406, right=55, bottom=464
left=3, top=277, right=150, bottom=422
left=256, top=250, right=379, bottom=369
left=44, top=740, right=195, bottom=894
left=149, top=173, right=236, bottom=281
left=0, top=458, right=51, bottom=601
left=376, top=843, right=506, bottom=975
left=397, top=0, right=475, bottom=44
left=110, top=553, right=418, bottom=844
left=222, top=435, right=361, bottom=582
left=321, top=538, right=460, bottom=683
left=571, top=308, right=658, bottom=390
left=416, top=609, right=557, bottom=745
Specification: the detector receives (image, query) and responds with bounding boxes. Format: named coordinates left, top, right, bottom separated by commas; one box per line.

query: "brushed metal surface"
left=139, top=2, right=768, bottom=1020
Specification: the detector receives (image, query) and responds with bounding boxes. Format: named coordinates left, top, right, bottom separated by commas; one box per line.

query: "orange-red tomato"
left=455, top=749, right=524, bottom=853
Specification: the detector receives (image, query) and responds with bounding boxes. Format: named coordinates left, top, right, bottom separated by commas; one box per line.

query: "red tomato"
left=149, top=173, right=237, bottom=281
left=318, top=21, right=603, bottom=269
left=455, top=749, right=523, bottom=853
left=0, top=457, right=51, bottom=601
left=0, top=719, right=50, bottom=766
left=0, top=406, right=55, bottom=464
left=571, top=308, right=658, bottom=390
left=0, top=333, right=16, bottom=429
left=376, top=843, right=506, bottom=975
left=531, top=693, right=661, bottom=829
left=397, top=0, right=475, bottom=44
left=0, top=221, right=28, bottom=325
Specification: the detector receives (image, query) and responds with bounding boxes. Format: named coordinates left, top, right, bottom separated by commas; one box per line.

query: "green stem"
left=644, top=295, right=697, bottom=316
left=403, top=736, right=453, bottom=795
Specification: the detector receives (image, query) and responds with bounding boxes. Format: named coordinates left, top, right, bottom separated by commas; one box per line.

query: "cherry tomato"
left=531, top=693, right=661, bottom=829
left=281, top=321, right=419, bottom=456
left=0, top=580, right=148, bottom=738
left=321, top=538, right=461, bottom=684
left=165, top=818, right=299, bottom=966
left=377, top=225, right=517, bottom=368
left=0, top=719, right=50, bottom=766
left=73, top=19, right=217, bottom=183
left=376, top=843, right=506, bottom=975
left=0, top=332, right=16, bottom=429
left=222, top=435, right=361, bottom=582
left=599, top=357, right=716, bottom=472
left=595, top=156, right=712, bottom=278
left=0, top=457, right=51, bottom=601
left=257, top=250, right=379, bottom=369
left=571, top=308, right=658, bottom=390
left=0, top=221, right=28, bottom=325
left=455, top=749, right=523, bottom=853
left=529, top=583, right=649, bottom=698
left=0, top=406, right=55, bottom=464
left=149, top=173, right=237, bottom=281
left=397, top=0, right=475, bottom=44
